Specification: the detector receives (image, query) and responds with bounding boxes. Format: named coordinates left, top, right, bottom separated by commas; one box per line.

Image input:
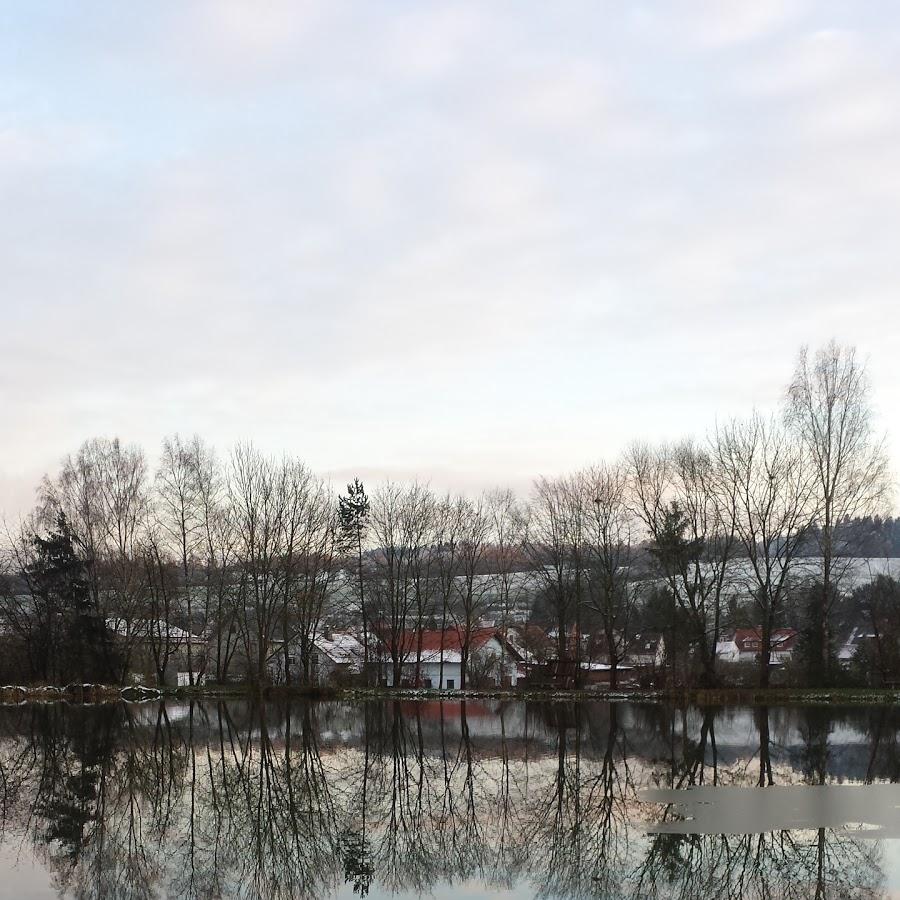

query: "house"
left=625, top=632, right=666, bottom=668
left=715, top=637, right=740, bottom=662
left=377, top=628, right=520, bottom=689
left=729, top=628, right=799, bottom=665
left=838, top=626, right=877, bottom=666
left=266, top=631, right=367, bottom=685
left=108, top=618, right=209, bottom=686
left=579, top=660, right=635, bottom=685
left=505, top=624, right=555, bottom=667
left=315, top=631, right=366, bottom=680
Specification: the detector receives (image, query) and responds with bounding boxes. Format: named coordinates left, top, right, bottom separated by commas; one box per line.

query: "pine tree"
left=338, top=479, right=371, bottom=682
left=25, top=514, right=115, bottom=683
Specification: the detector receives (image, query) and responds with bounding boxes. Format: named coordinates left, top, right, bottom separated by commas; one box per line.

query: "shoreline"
left=2, top=683, right=900, bottom=707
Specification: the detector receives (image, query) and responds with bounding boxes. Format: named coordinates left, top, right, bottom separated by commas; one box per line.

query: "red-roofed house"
left=729, top=628, right=799, bottom=665
left=377, top=627, right=521, bottom=689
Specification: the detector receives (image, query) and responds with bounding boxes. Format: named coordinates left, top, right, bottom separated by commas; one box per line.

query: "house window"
left=424, top=678, right=433, bottom=689
left=287, top=656, right=296, bottom=666
left=446, top=679, right=455, bottom=690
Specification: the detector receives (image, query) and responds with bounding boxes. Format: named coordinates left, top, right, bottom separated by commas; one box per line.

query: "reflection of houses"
left=378, top=628, right=520, bottom=689
left=718, top=628, right=799, bottom=665
left=108, top=619, right=208, bottom=686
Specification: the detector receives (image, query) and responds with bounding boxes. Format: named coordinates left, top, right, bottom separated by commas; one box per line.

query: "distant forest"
left=828, top=516, right=900, bottom=558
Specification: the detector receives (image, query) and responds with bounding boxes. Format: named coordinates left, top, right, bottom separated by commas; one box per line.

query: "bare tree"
left=368, top=482, right=435, bottom=686
left=229, top=445, right=293, bottom=686
left=139, top=528, right=179, bottom=685
left=629, top=440, right=737, bottom=687
left=786, top=340, right=889, bottom=677
left=155, top=435, right=205, bottom=684
left=486, top=488, right=528, bottom=681
left=40, top=438, right=149, bottom=681
left=192, top=441, right=238, bottom=682
left=408, top=489, right=439, bottom=687
left=786, top=341, right=891, bottom=680
left=432, top=493, right=466, bottom=688
left=524, top=476, right=584, bottom=666
left=581, top=462, right=636, bottom=689
left=284, top=472, right=340, bottom=686
left=714, top=414, right=817, bottom=686
left=452, top=494, right=492, bottom=689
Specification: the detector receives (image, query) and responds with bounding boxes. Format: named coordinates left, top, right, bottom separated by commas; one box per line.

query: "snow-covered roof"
left=581, top=661, right=633, bottom=671
left=378, top=628, right=504, bottom=666
left=106, top=618, right=201, bottom=644
left=838, top=626, right=877, bottom=661
left=315, top=632, right=365, bottom=667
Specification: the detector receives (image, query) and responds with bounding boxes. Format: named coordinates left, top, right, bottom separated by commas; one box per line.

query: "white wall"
left=380, top=640, right=520, bottom=688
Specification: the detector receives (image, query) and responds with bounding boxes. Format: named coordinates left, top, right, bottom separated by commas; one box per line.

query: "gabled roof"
left=733, top=628, right=798, bottom=652
left=380, top=628, right=505, bottom=665
left=628, top=632, right=664, bottom=651
left=504, top=625, right=552, bottom=660
left=315, top=632, right=365, bottom=666
left=107, top=617, right=201, bottom=644
left=838, top=626, right=877, bottom=661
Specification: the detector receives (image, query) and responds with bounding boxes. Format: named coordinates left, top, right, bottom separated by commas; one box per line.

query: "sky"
left=1, top=1, right=899, bottom=518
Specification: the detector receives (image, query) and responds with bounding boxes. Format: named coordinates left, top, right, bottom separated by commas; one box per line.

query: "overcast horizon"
left=2, top=1, right=899, bottom=520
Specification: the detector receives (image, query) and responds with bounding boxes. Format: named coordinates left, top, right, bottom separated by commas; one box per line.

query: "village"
left=99, top=557, right=894, bottom=693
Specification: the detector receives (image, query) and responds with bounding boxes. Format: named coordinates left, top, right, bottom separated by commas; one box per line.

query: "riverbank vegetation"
left=0, top=340, right=894, bottom=691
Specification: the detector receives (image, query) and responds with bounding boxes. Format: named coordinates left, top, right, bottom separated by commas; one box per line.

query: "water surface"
left=0, top=698, right=898, bottom=898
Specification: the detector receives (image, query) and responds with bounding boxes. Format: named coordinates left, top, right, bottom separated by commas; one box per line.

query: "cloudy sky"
left=1, top=1, right=898, bottom=517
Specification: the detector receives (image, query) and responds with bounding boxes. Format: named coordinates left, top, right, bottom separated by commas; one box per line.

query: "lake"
left=0, top=699, right=898, bottom=898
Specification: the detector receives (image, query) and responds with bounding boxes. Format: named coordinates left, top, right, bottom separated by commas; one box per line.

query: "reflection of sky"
left=4, top=700, right=900, bottom=896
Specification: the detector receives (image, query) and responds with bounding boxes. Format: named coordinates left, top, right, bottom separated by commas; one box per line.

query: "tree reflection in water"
left=0, top=700, right=892, bottom=898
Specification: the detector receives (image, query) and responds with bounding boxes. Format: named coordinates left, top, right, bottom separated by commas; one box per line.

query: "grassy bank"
left=2, top=683, right=899, bottom=707
left=339, top=685, right=900, bottom=706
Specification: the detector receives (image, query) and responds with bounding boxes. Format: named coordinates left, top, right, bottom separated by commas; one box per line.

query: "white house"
left=378, top=628, right=520, bottom=689
left=715, top=638, right=740, bottom=662
left=107, top=618, right=208, bottom=686
left=314, top=631, right=366, bottom=681
left=723, top=628, right=800, bottom=665
left=625, top=632, right=666, bottom=668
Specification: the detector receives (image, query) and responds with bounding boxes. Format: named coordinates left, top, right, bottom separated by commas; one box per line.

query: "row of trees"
left=1, top=438, right=340, bottom=685
left=0, top=340, right=892, bottom=688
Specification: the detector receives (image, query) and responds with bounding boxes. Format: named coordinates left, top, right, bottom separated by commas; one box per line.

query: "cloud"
left=0, top=1, right=898, bottom=517
left=634, top=0, right=810, bottom=49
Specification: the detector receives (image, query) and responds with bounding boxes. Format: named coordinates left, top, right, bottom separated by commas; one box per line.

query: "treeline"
left=0, top=340, right=892, bottom=689
left=828, top=515, right=900, bottom=557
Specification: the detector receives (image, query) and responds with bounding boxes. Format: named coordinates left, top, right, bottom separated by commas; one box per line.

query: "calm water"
left=0, top=700, right=899, bottom=898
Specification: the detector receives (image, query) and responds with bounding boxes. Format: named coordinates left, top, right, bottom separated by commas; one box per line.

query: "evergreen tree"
left=646, top=503, right=706, bottom=686
left=793, top=579, right=837, bottom=686
left=25, top=514, right=115, bottom=683
left=338, top=479, right=371, bottom=682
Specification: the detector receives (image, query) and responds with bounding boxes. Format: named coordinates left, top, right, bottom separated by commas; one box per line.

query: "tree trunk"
left=759, top=617, right=772, bottom=689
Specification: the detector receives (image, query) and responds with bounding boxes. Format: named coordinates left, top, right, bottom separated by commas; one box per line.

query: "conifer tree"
left=338, top=479, right=371, bottom=681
